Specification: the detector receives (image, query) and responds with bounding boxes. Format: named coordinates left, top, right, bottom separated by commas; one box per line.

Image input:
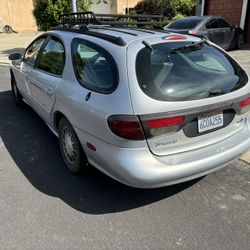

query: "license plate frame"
left=198, top=111, right=224, bottom=133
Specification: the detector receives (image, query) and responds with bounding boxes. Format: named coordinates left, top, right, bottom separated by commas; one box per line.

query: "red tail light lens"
left=240, top=97, right=250, bottom=108
left=108, top=116, right=144, bottom=140
left=239, top=97, right=250, bottom=113
left=165, top=35, right=187, bottom=40
left=147, top=116, right=185, bottom=128
left=189, top=30, right=197, bottom=35
left=108, top=115, right=186, bottom=140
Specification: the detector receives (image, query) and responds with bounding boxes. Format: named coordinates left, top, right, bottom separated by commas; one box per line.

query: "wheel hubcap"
left=62, top=126, right=76, bottom=164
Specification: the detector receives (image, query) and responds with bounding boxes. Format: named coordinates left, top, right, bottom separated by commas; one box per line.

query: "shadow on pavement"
left=0, top=47, right=25, bottom=56
left=0, top=90, right=201, bottom=214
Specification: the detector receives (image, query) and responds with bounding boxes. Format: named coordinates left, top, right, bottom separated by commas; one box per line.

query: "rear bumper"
left=75, top=119, right=250, bottom=188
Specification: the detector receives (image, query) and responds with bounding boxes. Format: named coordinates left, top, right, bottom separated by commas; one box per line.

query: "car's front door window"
left=24, top=37, right=47, bottom=67
left=36, top=37, right=65, bottom=76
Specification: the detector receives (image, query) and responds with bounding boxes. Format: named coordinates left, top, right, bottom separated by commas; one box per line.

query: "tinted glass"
left=206, top=19, right=219, bottom=29
left=218, top=19, right=231, bottom=28
left=136, top=42, right=248, bottom=101
left=72, top=39, right=118, bottom=94
left=37, top=38, right=65, bottom=76
left=167, top=18, right=203, bottom=29
left=24, top=38, right=46, bottom=67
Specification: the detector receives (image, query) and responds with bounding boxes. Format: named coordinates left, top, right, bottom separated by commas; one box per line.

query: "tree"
left=134, top=0, right=162, bottom=15
left=77, top=0, right=93, bottom=11
left=47, top=0, right=71, bottom=25
left=174, top=0, right=195, bottom=16
left=33, top=0, right=53, bottom=31
left=134, top=0, right=195, bottom=18
left=33, top=0, right=93, bottom=31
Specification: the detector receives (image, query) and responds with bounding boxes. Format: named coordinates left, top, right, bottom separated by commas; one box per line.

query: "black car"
left=164, top=16, right=244, bottom=50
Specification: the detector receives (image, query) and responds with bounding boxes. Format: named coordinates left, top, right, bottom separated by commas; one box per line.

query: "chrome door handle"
left=45, top=86, right=54, bottom=96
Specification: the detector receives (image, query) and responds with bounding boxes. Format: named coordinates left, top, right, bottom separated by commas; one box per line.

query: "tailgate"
left=139, top=100, right=247, bottom=156
left=126, top=36, right=249, bottom=156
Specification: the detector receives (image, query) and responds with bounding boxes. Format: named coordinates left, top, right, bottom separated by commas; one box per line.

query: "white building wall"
left=90, top=0, right=112, bottom=14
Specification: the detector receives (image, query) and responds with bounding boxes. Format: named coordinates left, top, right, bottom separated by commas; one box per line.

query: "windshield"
left=167, top=18, right=202, bottom=29
left=136, top=41, right=248, bottom=101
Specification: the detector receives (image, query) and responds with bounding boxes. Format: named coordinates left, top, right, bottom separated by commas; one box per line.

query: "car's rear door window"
left=136, top=41, right=248, bottom=101
left=218, top=19, right=231, bottom=28
left=167, top=18, right=202, bottom=29
left=71, top=38, right=118, bottom=94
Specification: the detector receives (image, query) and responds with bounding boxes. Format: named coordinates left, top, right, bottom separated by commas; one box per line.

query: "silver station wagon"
left=9, top=12, right=250, bottom=188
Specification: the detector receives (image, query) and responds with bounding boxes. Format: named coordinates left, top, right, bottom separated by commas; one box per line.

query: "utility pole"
left=72, top=0, right=77, bottom=12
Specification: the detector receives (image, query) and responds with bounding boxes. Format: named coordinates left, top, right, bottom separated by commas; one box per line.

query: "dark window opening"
left=71, top=38, right=118, bottom=94
left=37, top=37, right=65, bottom=76
left=24, top=38, right=46, bottom=67
left=167, top=18, right=203, bottom=29
left=136, top=41, right=248, bottom=101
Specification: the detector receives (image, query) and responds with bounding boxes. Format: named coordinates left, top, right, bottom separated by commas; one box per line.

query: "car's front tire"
left=11, top=75, right=23, bottom=106
left=58, top=117, right=88, bottom=174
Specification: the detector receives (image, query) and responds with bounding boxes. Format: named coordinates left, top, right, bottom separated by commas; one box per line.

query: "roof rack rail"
left=60, top=11, right=101, bottom=26
left=60, top=11, right=164, bottom=27
left=95, top=13, right=164, bottom=27
left=54, top=12, right=164, bottom=47
left=51, top=26, right=127, bottom=46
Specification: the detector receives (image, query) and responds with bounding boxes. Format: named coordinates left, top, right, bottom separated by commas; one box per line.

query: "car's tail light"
left=108, top=116, right=145, bottom=140
left=164, top=35, right=187, bottom=40
left=108, top=115, right=186, bottom=140
left=145, top=116, right=185, bottom=137
left=239, top=97, right=250, bottom=113
left=189, top=30, right=197, bottom=35
left=147, top=116, right=184, bottom=128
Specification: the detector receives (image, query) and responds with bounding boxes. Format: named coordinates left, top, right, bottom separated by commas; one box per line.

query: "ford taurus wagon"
left=9, top=12, right=250, bottom=188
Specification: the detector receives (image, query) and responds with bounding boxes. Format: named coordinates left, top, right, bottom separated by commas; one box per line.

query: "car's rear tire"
left=58, top=117, right=88, bottom=174
left=236, top=34, right=244, bottom=49
left=11, top=76, right=23, bottom=106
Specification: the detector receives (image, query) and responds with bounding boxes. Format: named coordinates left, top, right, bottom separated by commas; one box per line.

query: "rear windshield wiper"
left=142, top=40, right=153, bottom=51
left=170, top=39, right=207, bottom=53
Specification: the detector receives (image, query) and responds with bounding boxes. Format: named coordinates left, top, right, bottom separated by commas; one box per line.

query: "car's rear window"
left=136, top=41, right=248, bottom=101
left=167, top=18, right=202, bottom=29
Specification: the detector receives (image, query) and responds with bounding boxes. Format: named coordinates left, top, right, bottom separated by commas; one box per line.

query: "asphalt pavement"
left=0, top=39, right=250, bottom=249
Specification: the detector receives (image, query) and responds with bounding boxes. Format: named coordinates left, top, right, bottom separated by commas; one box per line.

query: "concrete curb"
left=0, top=62, right=10, bottom=66
left=0, top=56, right=10, bottom=65
left=240, top=151, right=250, bottom=164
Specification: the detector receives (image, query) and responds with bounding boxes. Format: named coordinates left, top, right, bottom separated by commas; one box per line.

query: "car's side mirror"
left=9, top=53, right=22, bottom=61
